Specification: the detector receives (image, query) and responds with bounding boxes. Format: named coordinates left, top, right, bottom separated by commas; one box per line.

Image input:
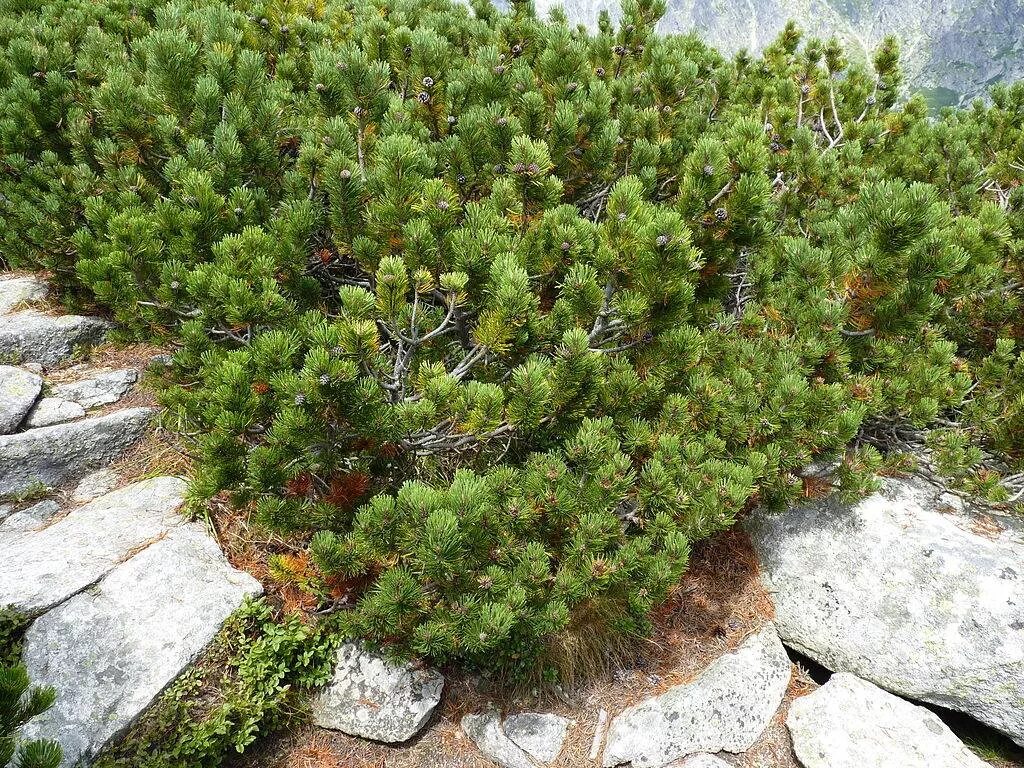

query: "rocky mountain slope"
left=530, top=0, right=1024, bottom=106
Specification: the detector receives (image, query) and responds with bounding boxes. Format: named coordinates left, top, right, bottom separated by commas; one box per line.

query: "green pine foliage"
left=1, top=0, right=1022, bottom=678
left=0, top=666, right=61, bottom=768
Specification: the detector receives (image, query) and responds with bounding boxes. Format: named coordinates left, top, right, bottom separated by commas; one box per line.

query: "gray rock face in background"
left=0, top=311, right=109, bottom=368
left=602, top=626, right=791, bottom=768
left=525, top=0, right=1023, bottom=106
left=786, top=673, right=988, bottom=768
left=20, top=524, right=262, bottom=767
left=0, top=365, right=42, bottom=434
left=0, top=407, right=155, bottom=497
left=53, top=368, right=138, bottom=409
left=0, top=276, right=48, bottom=315
left=746, top=477, right=1024, bottom=746
left=22, top=397, right=86, bottom=429
left=0, top=477, right=186, bottom=615
left=312, top=642, right=445, bottom=743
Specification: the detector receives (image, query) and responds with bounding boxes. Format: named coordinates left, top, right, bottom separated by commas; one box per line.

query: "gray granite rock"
left=71, top=469, right=120, bottom=504
left=505, top=713, right=572, bottom=764
left=0, top=477, right=186, bottom=615
left=0, top=276, right=48, bottom=315
left=53, top=368, right=138, bottom=409
left=602, top=626, right=791, bottom=768
left=0, top=407, right=155, bottom=497
left=0, top=365, right=42, bottom=433
left=462, top=711, right=537, bottom=768
left=746, top=477, right=1024, bottom=746
left=675, top=757, right=732, bottom=768
left=0, top=499, right=61, bottom=533
left=786, top=673, right=987, bottom=768
left=0, top=311, right=108, bottom=368
left=312, top=642, right=444, bottom=743
left=19, top=524, right=262, bottom=767
left=23, top=397, right=86, bottom=429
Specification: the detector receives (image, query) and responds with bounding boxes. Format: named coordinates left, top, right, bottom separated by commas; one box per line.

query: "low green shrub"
left=1, top=0, right=1021, bottom=678
left=95, top=598, right=337, bottom=768
left=0, top=665, right=61, bottom=768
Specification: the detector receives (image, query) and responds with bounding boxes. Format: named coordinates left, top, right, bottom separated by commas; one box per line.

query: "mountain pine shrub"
left=1, top=0, right=1021, bottom=678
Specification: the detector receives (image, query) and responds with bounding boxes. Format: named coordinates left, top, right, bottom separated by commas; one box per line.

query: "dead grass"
left=228, top=528, right=801, bottom=768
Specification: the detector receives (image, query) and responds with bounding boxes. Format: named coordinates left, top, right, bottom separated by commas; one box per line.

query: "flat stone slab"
left=602, top=626, right=791, bottom=768
left=53, top=368, right=138, bottom=409
left=787, top=673, right=988, bottom=768
left=0, top=499, right=61, bottom=533
left=23, top=397, right=86, bottom=428
left=312, top=642, right=444, bottom=743
left=676, top=757, right=731, bottom=768
left=0, top=476, right=186, bottom=615
left=0, top=275, right=48, bottom=315
left=72, top=469, right=120, bottom=504
left=20, top=524, right=262, bottom=766
left=0, top=365, right=42, bottom=433
left=0, top=311, right=108, bottom=367
left=0, top=407, right=154, bottom=497
left=746, top=477, right=1024, bottom=746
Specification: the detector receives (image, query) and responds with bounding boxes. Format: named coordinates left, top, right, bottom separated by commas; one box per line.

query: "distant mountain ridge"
left=528, top=0, right=1024, bottom=106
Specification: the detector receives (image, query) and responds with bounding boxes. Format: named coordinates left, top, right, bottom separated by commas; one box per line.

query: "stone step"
left=0, top=407, right=155, bottom=497
left=0, top=476, right=187, bottom=616
left=746, top=477, right=1024, bottom=746
left=51, top=368, right=138, bottom=409
left=0, top=310, right=109, bottom=368
left=19, top=524, right=262, bottom=767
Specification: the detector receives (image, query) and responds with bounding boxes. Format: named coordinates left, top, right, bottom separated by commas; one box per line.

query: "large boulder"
left=0, top=365, right=42, bottom=433
left=0, top=477, right=186, bottom=615
left=786, top=673, right=988, bottom=768
left=0, top=407, right=155, bottom=497
left=19, top=524, right=262, bottom=767
left=0, top=311, right=109, bottom=368
left=312, top=642, right=444, bottom=743
left=0, top=276, right=48, bottom=315
left=602, top=626, right=791, bottom=768
left=746, top=477, right=1024, bottom=746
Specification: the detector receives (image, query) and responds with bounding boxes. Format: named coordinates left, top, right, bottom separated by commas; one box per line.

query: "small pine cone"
left=319, top=374, right=331, bottom=385
left=702, top=164, right=714, bottom=176
left=494, top=163, right=506, bottom=174
left=715, top=207, right=728, bottom=221
left=315, top=82, right=325, bottom=92
left=447, top=115, right=457, bottom=125
left=437, top=199, right=449, bottom=210
left=656, top=234, right=670, bottom=247
left=279, top=25, right=289, bottom=34
left=613, top=45, right=625, bottom=55
left=457, top=173, right=467, bottom=184
left=403, top=45, right=412, bottom=56
left=233, top=207, right=243, bottom=215
left=635, top=44, right=644, bottom=55
left=866, top=95, right=877, bottom=105
left=560, top=241, right=571, bottom=251
left=353, top=105, right=363, bottom=116
left=417, top=91, right=430, bottom=104
left=512, top=43, right=522, bottom=55
left=566, top=82, right=578, bottom=93
left=800, top=84, right=810, bottom=95
left=170, top=280, right=181, bottom=290
left=494, top=65, right=506, bottom=75
left=595, top=67, right=606, bottom=77
left=617, top=212, right=627, bottom=222
left=496, top=116, right=508, bottom=126
left=513, top=162, right=527, bottom=174
left=527, top=162, right=540, bottom=174
left=770, top=141, right=783, bottom=152
left=572, top=147, right=583, bottom=157
left=340, top=168, right=351, bottom=179
left=422, top=76, right=434, bottom=88
left=294, top=393, right=306, bottom=405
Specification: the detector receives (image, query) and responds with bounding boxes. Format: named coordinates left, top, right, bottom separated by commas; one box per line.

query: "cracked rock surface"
left=312, top=642, right=444, bottom=743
